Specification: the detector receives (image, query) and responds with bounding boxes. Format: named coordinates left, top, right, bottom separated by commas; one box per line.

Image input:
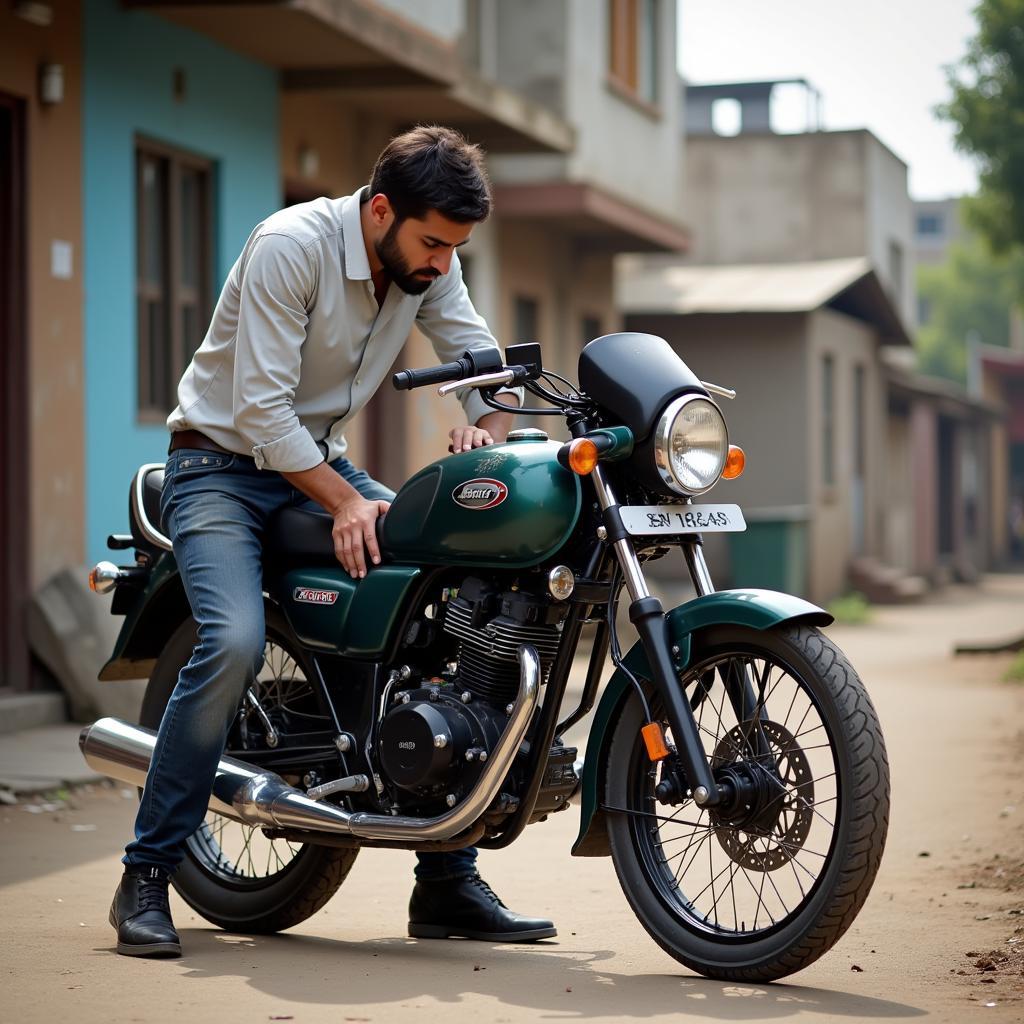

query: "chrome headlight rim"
left=653, top=393, right=729, bottom=497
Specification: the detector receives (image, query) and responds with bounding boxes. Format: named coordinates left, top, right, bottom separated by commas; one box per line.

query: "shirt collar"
left=342, top=186, right=372, bottom=282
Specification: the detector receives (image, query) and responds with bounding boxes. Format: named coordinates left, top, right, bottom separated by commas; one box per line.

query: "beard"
left=374, top=220, right=441, bottom=296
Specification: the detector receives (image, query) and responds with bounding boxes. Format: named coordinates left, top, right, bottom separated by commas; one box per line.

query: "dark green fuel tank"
left=381, top=439, right=582, bottom=568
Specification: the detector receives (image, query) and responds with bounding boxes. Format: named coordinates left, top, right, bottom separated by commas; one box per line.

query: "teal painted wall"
left=84, top=0, right=279, bottom=563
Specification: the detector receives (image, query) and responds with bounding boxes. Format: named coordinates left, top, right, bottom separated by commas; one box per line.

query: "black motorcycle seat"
left=143, top=469, right=164, bottom=530
left=139, top=467, right=385, bottom=565
left=265, top=506, right=388, bottom=565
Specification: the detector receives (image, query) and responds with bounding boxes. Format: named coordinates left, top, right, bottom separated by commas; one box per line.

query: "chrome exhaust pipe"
left=79, top=646, right=541, bottom=842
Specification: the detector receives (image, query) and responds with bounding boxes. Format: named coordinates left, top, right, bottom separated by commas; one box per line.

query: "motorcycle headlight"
left=653, top=395, right=729, bottom=496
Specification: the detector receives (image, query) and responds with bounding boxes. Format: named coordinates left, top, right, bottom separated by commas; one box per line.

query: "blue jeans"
left=123, top=448, right=476, bottom=882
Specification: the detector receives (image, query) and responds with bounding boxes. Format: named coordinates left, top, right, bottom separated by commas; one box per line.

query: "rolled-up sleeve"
left=231, top=232, right=325, bottom=472
left=415, top=254, right=523, bottom=425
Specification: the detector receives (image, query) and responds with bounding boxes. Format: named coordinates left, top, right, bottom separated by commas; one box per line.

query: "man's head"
left=363, top=125, right=492, bottom=295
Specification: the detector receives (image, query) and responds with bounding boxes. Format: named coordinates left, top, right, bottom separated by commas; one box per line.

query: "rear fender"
left=571, top=588, right=832, bottom=856
left=98, top=552, right=189, bottom=680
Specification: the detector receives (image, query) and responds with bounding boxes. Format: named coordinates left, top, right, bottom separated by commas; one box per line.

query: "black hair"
left=369, top=124, right=492, bottom=223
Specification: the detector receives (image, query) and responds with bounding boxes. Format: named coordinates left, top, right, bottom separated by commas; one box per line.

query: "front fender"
left=571, top=588, right=831, bottom=856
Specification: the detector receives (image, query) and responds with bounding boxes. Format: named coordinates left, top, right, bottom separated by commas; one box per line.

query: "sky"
left=676, top=0, right=982, bottom=200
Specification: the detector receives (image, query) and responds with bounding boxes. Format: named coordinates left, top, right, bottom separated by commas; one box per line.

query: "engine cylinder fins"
left=442, top=598, right=562, bottom=703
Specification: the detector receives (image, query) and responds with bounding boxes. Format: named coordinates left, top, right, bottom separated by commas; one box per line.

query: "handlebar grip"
left=392, top=359, right=467, bottom=391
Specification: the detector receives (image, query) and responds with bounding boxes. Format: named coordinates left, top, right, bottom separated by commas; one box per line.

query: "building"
left=617, top=256, right=909, bottom=603
left=1, top=0, right=690, bottom=721
left=619, top=77, right=1011, bottom=601
left=1, top=0, right=83, bottom=718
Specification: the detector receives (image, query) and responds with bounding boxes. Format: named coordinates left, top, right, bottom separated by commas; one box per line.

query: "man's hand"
left=448, top=425, right=494, bottom=452
left=331, top=495, right=391, bottom=579
left=448, top=394, right=519, bottom=452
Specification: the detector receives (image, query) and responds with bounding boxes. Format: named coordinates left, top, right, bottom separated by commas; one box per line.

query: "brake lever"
left=437, top=368, right=517, bottom=397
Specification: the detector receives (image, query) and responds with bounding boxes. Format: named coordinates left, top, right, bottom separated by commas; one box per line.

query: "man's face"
left=375, top=208, right=475, bottom=295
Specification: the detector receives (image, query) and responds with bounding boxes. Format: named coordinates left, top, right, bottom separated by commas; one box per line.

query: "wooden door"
left=0, top=93, right=29, bottom=693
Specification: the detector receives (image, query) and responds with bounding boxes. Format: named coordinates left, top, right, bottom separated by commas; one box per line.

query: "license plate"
left=620, top=503, right=747, bottom=535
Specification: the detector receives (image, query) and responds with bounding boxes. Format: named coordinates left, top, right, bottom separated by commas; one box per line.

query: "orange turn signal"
left=87, top=568, right=99, bottom=593
left=641, top=722, right=670, bottom=762
left=722, top=444, right=746, bottom=480
left=567, top=437, right=600, bottom=475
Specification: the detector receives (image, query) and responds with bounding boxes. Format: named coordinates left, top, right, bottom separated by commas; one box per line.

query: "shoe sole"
left=408, top=923, right=557, bottom=942
left=115, top=940, right=182, bottom=958
left=110, top=907, right=182, bottom=958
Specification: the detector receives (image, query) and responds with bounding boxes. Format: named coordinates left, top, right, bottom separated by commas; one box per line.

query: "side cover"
left=280, top=566, right=423, bottom=658
left=571, top=588, right=833, bottom=857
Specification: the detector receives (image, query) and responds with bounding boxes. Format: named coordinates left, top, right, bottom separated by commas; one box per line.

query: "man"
left=110, top=125, right=555, bottom=957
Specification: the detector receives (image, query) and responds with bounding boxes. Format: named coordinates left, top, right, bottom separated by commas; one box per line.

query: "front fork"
left=592, top=466, right=757, bottom=809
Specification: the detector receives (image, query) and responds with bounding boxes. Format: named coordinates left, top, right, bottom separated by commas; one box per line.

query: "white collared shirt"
left=168, top=189, right=512, bottom=472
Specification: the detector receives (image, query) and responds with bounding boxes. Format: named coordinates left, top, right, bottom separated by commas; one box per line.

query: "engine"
left=376, top=576, right=574, bottom=814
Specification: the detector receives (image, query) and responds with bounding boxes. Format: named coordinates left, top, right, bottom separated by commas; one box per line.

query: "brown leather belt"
left=168, top=429, right=250, bottom=459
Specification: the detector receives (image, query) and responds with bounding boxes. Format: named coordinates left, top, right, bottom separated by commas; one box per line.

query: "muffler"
left=79, top=645, right=540, bottom=842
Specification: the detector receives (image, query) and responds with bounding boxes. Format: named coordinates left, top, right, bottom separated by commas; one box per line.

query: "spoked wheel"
left=605, top=624, right=889, bottom=982
left=139, top=608, right=358, bottom=933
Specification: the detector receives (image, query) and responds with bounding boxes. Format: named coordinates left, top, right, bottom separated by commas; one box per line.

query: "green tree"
left=940, top=0, right=1024, bottom=254
left=916, top=231, right=1024, bottom=384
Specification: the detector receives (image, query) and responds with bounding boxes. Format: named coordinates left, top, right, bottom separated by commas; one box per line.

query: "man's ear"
left=368, top=193, right=394, bottom=229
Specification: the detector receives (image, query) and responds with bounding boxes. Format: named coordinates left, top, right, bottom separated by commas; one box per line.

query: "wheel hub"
left=709, top=719, right=814, bottom=871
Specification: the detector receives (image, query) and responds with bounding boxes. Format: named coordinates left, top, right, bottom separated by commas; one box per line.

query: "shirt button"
left=355, top=378, right=361, bottom=386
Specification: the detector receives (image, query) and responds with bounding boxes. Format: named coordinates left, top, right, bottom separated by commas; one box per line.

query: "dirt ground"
left=3, top=574, right=1024, bottom=1023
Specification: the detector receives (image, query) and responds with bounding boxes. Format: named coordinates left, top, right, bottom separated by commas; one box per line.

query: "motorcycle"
left=81, top=332, right=889, bottom=982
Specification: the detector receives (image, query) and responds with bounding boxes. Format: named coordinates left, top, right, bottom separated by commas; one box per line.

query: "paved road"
left=3, top=576, right=1024, bottom=1023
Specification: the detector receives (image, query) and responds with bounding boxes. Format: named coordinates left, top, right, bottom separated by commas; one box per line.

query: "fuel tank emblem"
left=293, top=587, right=339, bottom=605
left=452, top=477, right=509, bottom=510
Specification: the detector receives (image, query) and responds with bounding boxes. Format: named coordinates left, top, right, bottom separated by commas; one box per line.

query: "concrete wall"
left=1, top=1, right=84, bottom=590
left=806, top=309, right=883, bottom=602
left=373, top=0, right=466, bottom=41
left=623, top=312, right=810, bottom=586
left=864, top=134, right=915, bottom=330
left=83, top=0, right=280, bottom=565
left=684, top=132, right=867, bottom=267
left=683, top=129, right=914, bottom=328
left=487, top=0, right=682, bottom=221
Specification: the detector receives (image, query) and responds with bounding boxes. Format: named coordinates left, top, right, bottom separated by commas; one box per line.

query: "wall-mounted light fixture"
left=39, top=63, right=64, bottom=105
left=14, top=1, right=53, bottom=26
left=298, top=144, right=320, bottom=180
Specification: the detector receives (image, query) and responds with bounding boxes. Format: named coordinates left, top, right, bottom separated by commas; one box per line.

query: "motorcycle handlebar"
left=392, top=347, right=507, bottom=392
left=392, top=359, right=468, bottom=391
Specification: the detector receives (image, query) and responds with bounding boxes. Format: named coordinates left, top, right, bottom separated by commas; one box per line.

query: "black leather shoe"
left=109, top=866, right=181, bottom=958
left=408, top=873, right=556, bottom=942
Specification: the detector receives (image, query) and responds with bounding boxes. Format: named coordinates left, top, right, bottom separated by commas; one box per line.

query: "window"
left=822, top=355, right=835, bottom=487
left=581, top=314, right=603, bottom=347
left=608, top=0, right=659, bottom=106
left=514, top=294, right=540, bottom=344
left=916, top=213, right=943, bottom=237
left=136, top=139, right=213, bottom=417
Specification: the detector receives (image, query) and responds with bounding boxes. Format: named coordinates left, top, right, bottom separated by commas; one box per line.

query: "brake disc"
left=711, top=720, right=814, bottom=871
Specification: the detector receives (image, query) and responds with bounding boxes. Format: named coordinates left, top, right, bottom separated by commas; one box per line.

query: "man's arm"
left=231, top=233, right=385, bottom=579
left=415, top=252, right=524, bottom=432
left=281, top=464, right=388, bottom=580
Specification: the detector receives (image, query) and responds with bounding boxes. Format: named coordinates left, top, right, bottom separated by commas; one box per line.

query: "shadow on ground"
left=92, top=930, right=927, bottom=1021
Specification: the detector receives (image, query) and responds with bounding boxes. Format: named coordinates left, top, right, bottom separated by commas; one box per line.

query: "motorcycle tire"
left=605, top=623, right=889, bottom=982
left=138, top=608, right=358, bottom=934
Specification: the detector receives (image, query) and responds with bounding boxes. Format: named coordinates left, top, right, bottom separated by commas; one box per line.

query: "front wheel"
left=605, top=623, right=889, bottom=982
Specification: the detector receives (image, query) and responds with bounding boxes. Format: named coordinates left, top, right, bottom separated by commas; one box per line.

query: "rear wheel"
left=140, top=609, right=357, bottom=933
left=605, top=623, right=889, bottom=982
